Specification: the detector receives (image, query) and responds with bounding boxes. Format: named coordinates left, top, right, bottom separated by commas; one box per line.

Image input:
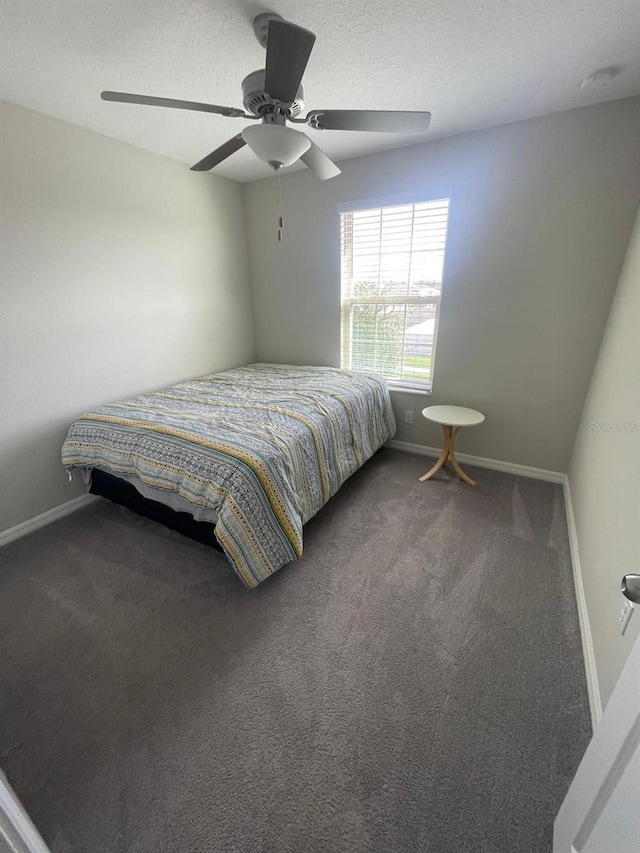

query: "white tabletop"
left=422, top=405, right=485, bottom=427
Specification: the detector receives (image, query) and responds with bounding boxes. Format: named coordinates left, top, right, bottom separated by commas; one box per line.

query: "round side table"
left=419, top=405, right=485, bottom=486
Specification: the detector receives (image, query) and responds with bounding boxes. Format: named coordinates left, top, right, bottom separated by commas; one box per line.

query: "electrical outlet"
left=404, top=410, right=414, bottom=425
left=619, top=599, right=635, bottom=636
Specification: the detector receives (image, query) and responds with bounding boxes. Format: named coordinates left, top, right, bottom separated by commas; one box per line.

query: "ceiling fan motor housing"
left=242, top=70, right=304, bottom=118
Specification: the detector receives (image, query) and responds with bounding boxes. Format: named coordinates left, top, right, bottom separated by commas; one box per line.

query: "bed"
left=61, top=363, right=396, bottom=587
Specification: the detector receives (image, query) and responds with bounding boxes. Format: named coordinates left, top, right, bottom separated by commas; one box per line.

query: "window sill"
left=388, top=384, right=432, bottom=396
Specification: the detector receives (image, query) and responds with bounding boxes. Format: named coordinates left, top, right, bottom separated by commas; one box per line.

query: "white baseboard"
left=562, top=477, right=603, bottom=730
left=386, top=439, right=565, bottom=483
left=0, top=493, right=99, bottom=548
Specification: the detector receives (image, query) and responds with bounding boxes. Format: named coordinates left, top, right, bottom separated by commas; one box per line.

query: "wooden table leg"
left=419, top=425, right=452, bottom=481
left=449, top=426, right=477, bottom=486
left=418, top=424, right=478, bottom=485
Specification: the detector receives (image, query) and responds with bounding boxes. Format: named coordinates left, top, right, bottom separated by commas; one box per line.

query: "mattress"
left=62, top=363, right=396, bottom=587
left=77, top=467, right=218, bottom=524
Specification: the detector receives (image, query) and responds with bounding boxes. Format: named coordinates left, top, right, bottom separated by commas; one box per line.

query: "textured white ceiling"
left=2, top=1, right=639, bottom=182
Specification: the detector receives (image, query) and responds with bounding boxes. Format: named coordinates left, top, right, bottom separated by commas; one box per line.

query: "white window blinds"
left=340, top=198, right=451, bottom=390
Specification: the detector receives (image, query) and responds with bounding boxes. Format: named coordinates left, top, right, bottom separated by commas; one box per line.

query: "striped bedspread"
left=61, top=364, right=396, bottom=587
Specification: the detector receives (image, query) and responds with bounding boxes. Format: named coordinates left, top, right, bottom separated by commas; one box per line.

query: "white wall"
left=0, top=101, right=255, bottom=532
left=243, top=97, right=640, bottom=472
left=568, top=205, right=640, bottom=711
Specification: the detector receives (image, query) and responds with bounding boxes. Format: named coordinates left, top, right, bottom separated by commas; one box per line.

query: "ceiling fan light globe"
left=241, top=124, right=310, bottom=168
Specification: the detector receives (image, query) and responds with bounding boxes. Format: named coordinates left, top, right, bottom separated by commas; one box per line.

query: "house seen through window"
left=340, top=197, right=451, bottom=390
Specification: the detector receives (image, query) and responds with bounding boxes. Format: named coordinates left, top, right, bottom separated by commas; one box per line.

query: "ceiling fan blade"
left=264, top=20, right=316, bottom=103
left=307, top=110, right=431, bottom=133
left=299, top=139, right=341, bottom=180
left=190, top=135, right=247, bottom=171
left=101, top=91, right=246, bottom=118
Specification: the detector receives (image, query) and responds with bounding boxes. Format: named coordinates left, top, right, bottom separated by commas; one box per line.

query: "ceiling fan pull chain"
left=277, top=169, right=284, bottom=242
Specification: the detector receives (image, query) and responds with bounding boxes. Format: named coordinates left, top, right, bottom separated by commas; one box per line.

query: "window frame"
left=338, top=191, right=452, bottom=393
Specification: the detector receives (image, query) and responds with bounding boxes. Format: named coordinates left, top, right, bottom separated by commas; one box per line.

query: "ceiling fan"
left=101, top=12, right=432, bottom=180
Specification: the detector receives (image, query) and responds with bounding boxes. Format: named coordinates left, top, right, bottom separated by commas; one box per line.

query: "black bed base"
left=90, top=469, right=222, bottom=551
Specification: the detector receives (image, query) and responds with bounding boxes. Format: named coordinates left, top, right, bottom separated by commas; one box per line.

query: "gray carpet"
left=0, top=449, right=591, bottom=853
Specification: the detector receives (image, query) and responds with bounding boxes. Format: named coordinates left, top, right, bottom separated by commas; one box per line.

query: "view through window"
left=340, top=198, right=451, bottom=389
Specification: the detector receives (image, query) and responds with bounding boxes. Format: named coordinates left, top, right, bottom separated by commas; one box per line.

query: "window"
left=340, top=197, right=451, bottom=391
